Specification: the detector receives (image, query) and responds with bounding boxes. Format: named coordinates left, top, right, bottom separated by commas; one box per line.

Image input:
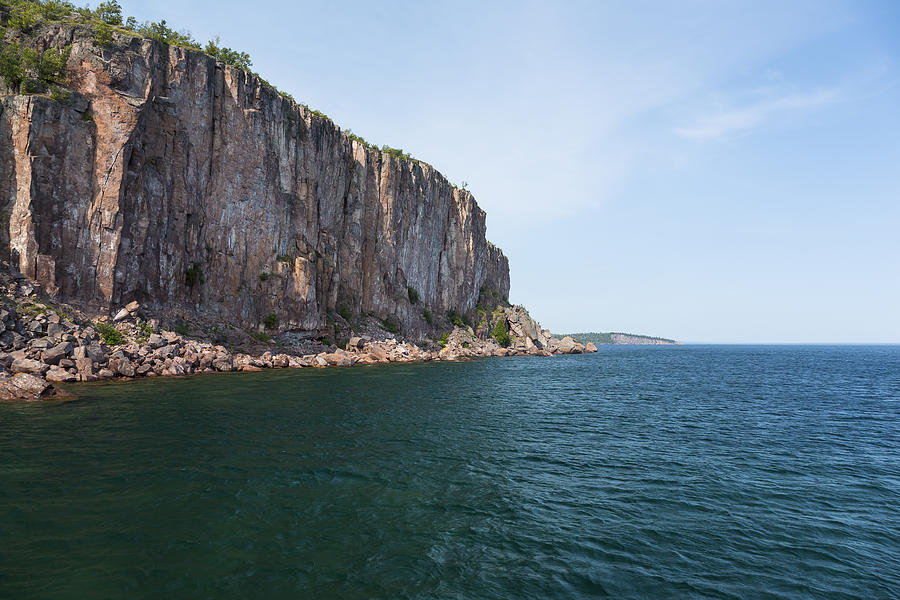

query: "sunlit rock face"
left=0, top=24, right=509, bottom=337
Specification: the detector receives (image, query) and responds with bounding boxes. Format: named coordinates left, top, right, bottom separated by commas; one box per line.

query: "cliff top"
left=0, top=0, right=469, bottom=191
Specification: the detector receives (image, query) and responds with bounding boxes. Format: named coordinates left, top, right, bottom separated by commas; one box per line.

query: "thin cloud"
left=675, top=88, right=840, bottom=139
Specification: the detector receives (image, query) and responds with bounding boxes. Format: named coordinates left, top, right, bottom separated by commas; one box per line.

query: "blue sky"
left=124, top=0, right=900, bottom=343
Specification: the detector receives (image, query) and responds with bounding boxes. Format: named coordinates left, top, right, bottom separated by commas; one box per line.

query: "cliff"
left=0, top=21, right=509, bottom=339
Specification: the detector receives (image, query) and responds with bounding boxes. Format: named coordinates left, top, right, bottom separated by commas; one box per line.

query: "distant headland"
left=557, top=332, right=679, bottom=345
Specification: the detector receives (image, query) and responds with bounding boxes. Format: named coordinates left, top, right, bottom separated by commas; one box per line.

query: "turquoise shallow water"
left=1, top=345, right=899, bottom=599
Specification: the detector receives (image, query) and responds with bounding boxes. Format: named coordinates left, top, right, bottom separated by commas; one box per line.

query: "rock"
left=212, top=356, right=233, bottom=372
left=98, top=368, right=115, bottom=379
left=113, top=308, right=130, bottom=322
left=46, top=365, right=76, bottom=383
left=41, top=342, right=72, bottom=366
left=85, top=344, right=106, bottom=364
left=125, top=301, right=140, bottom=313
left=0, top=352, right=12, bottom=368
left=585, top=342, right=598, bottom=353
left=347, top=336, right=364, bottom=350
left=75, top=357, right=94, bottom=377
left=148, top=333, right=166, bottom=348
left=240, top=364, right=262, bottom=372
left=0, top=31, right=510, bottom=338
left=11, top=357, right=46, bottom=375
left=0, top=373, right=54, bottom=399
left=30, top=338, right=51, bottom=350
left=557, top=336, right=578, bottom=354
left=116, top=357, right=135, bottom=377
left=46, top=322, right=67, bottom=338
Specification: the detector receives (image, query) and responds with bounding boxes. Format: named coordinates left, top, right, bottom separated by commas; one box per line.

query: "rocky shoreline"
left=0, top=268, right=596, bottom=401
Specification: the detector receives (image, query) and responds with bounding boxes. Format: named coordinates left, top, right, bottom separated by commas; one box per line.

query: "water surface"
left=1, top=346, right=898, bottom=598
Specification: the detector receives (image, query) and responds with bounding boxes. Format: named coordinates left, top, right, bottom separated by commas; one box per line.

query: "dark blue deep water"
left=1, top=345, right=898, bottom=599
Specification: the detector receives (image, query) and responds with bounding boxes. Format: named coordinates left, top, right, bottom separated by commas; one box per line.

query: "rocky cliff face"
left=0, top=23, right=509, bottom=338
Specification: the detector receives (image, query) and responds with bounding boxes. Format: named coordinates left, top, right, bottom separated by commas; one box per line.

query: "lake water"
left=1, top=346, right=898, bottom=599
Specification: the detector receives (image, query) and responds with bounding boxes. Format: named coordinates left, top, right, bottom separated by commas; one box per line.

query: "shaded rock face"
left=0, top=25, right=510, bottom=337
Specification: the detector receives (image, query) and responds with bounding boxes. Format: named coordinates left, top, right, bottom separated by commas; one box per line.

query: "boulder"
left=557, top=336, right=577, bottom=354
left=113, top=308, right=130, bottom=322
left=41, top=342, right=72, bottom=366
left=125, top=301, right=140, bottom=313
left=212, top=356, right=233, bottom=372
left=148, top=333, right=166, bottom=348
left=0, top=373, right=54, bottom=399
left=45, top=366, right=76, bottom=383
left=11, top=357, right=46, bottom=375
left=585, top=342, right=598, bottom=353
left=85, top=344, right=106, bottom=364
left=116, top=358, right=135, bottom=378
left=347, top=336, right=364, bottom=350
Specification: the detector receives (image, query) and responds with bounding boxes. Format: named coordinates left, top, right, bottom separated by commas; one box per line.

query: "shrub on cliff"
left=263, top=313, right=278, bottom=329
left=95, top=321, right=123, bottom=346
left=136, top=19, right=199, bottom=50
left=407, top=286, right=419, bottom=304
left=185, top=262, right=203, bottom=287
left=0, top=42, right=69, bottom=93
left=492, top=318, right=510, bottom=347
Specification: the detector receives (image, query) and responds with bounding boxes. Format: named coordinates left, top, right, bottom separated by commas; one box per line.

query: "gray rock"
left=85, top=344, right=106, bottom=364
left=113, top=308, right=130, bottom=322
left=41, top=342, right=72, bottom=365
left=116, top=358, right=135, bottom=377
left=148, top=333, right=166, bottom=348
left=0, top=373, right=53, bottom=399
left=11, top=357, right=46, bottom=375
left=46, top=365, right=76, bottom=383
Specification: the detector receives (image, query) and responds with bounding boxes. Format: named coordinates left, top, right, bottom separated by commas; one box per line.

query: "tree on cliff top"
left=204, top=36, right=251, bottom=71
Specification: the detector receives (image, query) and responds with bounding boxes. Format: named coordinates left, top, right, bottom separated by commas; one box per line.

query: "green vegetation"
left=0, top=41, right=70, bottom=93
left=1, top=1, right=433, bottom=177
left=491, top=318, right=510, bottom=347
left=94, top=0, right=122, bottom=25
left=447, top=308, right=465, bottom=328
left=258, top=272, right=270, bottom=281
left=555, top=331, right=677, bottom=345
left=407, top=286, right=419, bottom=304
left=134, top=19, right=199, bottom=49
left=93, top=20, right=113, bottom=46
left=337, top=304, right=352, bottom=321
left=184, top=262, right=203, bottom=286
left=380, top=145, right=412, bottom=161
left=173, top=321, right=189, bottom=335
left=438, top=332, right=449, bottom=348
left=320, top=336, right=332, bottom=346
left=346, top=130, right=376, bottom=149
left=135, top=321, right=153, bottom=344
left=250, top=330, right=271, bottom=343
left=423, top=308, right=433, bottom=325
left=95, top=321, right=123, bottom=346
left=48, top=83, right=70, bottom=102
left=276, top=254, right=293, bottom=263
left=204, top=36, right=251, bottom=70
left=379, top=315, right=400, bottom=334
left=263, top=312, right=278, bottom=329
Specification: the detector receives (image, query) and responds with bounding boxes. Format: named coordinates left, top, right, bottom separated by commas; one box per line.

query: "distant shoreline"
left=557, top=332, right=679, bottom=345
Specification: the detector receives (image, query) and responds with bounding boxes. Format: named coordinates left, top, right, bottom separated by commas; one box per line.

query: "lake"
left=1, top=346, right=898, bottom=598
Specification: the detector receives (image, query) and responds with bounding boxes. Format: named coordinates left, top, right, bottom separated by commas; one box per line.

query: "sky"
left=123, top=0, right=900, bottom=343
